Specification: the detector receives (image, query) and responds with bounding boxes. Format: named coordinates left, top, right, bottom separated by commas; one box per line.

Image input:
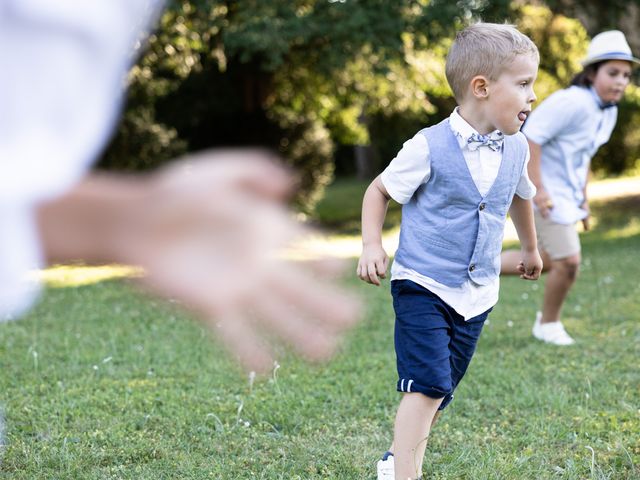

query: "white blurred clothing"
left=0, top=0, right=164, bottom=319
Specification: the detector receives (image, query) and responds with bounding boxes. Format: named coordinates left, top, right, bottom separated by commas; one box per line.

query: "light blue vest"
left=394, top=119, right=528, bottom=287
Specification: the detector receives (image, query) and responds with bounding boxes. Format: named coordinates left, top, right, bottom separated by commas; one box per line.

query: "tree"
left=101, top=0, right=513, bottom=210
left=101, top=0, right=640, bottom=213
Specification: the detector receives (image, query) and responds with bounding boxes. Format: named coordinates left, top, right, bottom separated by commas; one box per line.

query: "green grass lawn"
left=1, top=186, right=639, bottom=479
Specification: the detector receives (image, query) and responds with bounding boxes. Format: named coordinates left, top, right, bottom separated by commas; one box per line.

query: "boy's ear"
left=470, top=75, right=489, bottom=99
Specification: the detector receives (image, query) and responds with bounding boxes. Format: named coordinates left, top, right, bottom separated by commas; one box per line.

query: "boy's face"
left=483, top=54, right=538, bottom=135
left=590, top=60, right=632, bottom=104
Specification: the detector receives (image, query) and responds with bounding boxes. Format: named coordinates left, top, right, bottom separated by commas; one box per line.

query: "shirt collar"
left=449, top=107, right=504, bottom=149
left=589, top=86, right=616, bottom=110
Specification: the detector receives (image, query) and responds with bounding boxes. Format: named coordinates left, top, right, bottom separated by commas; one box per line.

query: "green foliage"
left=517, top=5, right=588, bottom=91
left=594, top=84, right=640, bottom=174
left=100, top=1, right=640, bottom=209
left=100, top=0, right=514, bottom=207
left=543, top=0, right=640, bottom=30
left=100, top=108, right=187, bottom=171
left=516, top=5, right=640, bottom=176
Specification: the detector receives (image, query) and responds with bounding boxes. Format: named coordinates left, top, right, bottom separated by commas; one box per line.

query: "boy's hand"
left=533, top=188, right=553, bottom=218
left=357, top=244, right=389, bottom=286
left=517, top=248, right=543, bottom=280
left=581, top=200, right=591, bottom=231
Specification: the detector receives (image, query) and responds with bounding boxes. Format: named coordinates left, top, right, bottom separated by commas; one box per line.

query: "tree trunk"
left=354, top=109, right=375, bottom=180
left=355, top=144, right=375, bottom=180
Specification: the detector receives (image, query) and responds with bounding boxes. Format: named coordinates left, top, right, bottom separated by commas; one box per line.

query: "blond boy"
left=357, top=23, right=543, bottom=480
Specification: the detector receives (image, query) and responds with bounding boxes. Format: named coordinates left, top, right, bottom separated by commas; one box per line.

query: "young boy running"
left=357, top=23, right=543, bottom=480
left=501, top=30, right=639, bottom=345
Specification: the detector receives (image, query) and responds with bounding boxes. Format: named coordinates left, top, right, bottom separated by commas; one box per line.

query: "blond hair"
left=445, top=23, right=539, bottom=101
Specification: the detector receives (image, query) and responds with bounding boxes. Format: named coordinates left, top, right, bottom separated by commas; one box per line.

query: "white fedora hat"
left=581, top=30, right=640, bottom=67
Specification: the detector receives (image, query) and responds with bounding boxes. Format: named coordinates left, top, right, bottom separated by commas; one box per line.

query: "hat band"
left=595, top=51, right=633, bottom=57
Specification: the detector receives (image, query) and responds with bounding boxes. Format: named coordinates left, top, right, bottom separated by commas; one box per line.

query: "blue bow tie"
left=600, top=102, right=616, bottom=110
left=466, top=132, right=504, bottom=152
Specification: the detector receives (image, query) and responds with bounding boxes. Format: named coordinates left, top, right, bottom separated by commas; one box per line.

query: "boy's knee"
left=556, top=254, right=581, bottom=280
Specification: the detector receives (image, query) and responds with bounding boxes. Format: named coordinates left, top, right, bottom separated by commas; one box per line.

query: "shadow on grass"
left=586, top=193, right=640, bottom=242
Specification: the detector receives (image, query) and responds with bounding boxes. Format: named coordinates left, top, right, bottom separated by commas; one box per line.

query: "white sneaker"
left=532, top=311, right=575, bottom=346
left=376, top=452, right=394, bottom=480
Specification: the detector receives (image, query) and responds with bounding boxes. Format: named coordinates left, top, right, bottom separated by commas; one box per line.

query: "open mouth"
left=518, top=110, right=530, bottom=122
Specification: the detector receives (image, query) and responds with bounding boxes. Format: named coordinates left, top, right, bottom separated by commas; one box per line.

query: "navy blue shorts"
left=391, top=279, right=490, bottom=410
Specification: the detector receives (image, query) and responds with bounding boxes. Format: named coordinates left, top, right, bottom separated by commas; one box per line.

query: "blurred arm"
left=37, top=149, right=361, bottom=372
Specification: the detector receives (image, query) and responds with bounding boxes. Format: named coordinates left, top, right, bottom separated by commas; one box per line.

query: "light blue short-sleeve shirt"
left=522, top=86, right=617, bottom=224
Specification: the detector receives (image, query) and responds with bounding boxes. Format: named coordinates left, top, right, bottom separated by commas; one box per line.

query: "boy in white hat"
left=501, top=30, right=639, bottom=345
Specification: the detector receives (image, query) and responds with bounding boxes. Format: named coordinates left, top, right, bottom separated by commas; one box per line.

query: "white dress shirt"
left=381, top=108, right=536, bottom=319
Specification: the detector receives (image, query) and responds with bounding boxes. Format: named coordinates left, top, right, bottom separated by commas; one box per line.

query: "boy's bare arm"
left=527, top=139, right=553, bottom=217
left=581, top=168, right=591, bottom=231
left=357, top=175, right=391, bottom=286
left=508, top=195, right=543, bottom=280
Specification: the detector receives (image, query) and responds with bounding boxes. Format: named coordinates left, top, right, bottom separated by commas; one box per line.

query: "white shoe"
left=532, top=311, right=575, bottom=346
left=376, top=452, right=394, bottom=480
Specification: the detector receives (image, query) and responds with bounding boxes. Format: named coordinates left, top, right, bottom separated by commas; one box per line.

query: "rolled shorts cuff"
left=396, top=378, right=451, bottom=408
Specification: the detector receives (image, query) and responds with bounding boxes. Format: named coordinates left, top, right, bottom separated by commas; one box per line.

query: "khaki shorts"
left=534, top=211, right=581, bottom=260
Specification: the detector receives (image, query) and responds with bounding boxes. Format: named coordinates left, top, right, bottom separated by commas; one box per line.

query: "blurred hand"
left=114, top=150, right=362, bottom=372
left=581, top=200, right=591, bottom=231
left=533, top=187, right=553, bottom=218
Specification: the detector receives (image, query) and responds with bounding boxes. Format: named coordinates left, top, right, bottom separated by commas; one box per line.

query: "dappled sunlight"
left=288, top=228, right=400, bottom=260
left=31, top=179, right=640, bottom=277
left=601, top=217, right=640, bottom=240
left=36, top=264, right=142, bottom=288
left=294, top=219, right=529, bottom=260
left=587, top=176, right=640, bottom=201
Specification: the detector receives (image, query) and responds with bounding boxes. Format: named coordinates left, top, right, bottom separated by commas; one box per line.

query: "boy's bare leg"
left=501, top=249, right=550, bottom=275
left=500, top=249, right=525, bottom=275
left=393, top=393, right=443, bottom=479
left=387, top=410, right=441, bottom=455
left=540, top=254, right=580, bottom=324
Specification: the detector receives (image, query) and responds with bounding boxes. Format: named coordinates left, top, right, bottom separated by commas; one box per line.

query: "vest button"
left=479, top=203, right=486, bottom=211
left=469, top=264, right=476, bottom=272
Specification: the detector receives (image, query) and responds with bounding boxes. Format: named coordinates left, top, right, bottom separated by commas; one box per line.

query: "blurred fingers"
left=294, top=255, right=349, bottom=280
left=268, top=263, right=361, bottom=331
left=251, top=292, right=340, bottom=362
left=538, top=205, right=549, bottom=218
left=534, top=195, right=553, bottom=218
left=214, top=312, right=274, bottom=374
left=159, top=148, right=295, bottom=201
